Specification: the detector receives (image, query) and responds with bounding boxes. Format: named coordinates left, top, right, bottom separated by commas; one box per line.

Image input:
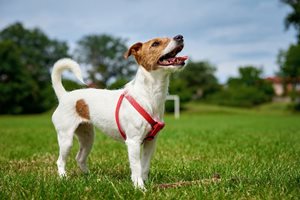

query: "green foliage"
left=167, top=60, right=219, bottom=112
left=279, top=44, right=300, bottom=80
left=287, top=101, right=300, bottom=111
left=169, top=77, right=193, bottom=102
left=278, top=1, right=300, bottom=109
left=75, top=34, right=135, bottom=88
left=108, top=78, right=128, bottom=90
left=293, top=102, right=300, bottom=110
left=0, top=22, right=69, bottom=114
left=281, top=0, right=300, bottom=42
left=208, top=85, right=273, bottom=108
left=277, top=44, right=300, bottom=105
left=175, top=60, right=220, bottom=99
left=166, top=78, right=192, bottom=112
left=62, top=79, right=84, bottom=91
left=208, top=66, right=274, bottom=107
left=0, top=106, right=299, bottom=199
left=228, top=67, right=262, bottom=86
left=0, top=41, right=34, bottom=114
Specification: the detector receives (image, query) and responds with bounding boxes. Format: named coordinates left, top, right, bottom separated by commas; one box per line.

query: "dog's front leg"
left=126, top=139, right=145, bottom=190
left=141, top=138, right=157, bottom=181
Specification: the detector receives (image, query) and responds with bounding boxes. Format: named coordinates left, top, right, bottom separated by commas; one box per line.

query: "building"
left=266, top=76, right=300, bottom=99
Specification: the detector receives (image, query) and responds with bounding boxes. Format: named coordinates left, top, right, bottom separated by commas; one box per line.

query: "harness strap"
left=115, top=93, right=127, bottom=140
left=115, top=92, right=165, bottom=141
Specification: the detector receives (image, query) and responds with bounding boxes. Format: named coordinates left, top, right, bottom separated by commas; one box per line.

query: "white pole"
left=166, top=95, right=180, bottom=119
left=174, top=95, right=180, bottom=119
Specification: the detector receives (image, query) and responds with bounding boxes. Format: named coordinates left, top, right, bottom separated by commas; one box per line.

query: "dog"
left=51, top=35, right=187, bottom=189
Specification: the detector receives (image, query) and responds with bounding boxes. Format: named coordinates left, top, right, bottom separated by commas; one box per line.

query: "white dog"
left=51, top=35, right=187, bottom=189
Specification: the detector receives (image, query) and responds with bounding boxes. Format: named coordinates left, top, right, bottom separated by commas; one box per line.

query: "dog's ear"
left=124, top=42, right=143, bottom=59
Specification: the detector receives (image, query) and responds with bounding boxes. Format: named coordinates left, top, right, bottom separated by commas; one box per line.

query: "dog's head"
left=124, top=35, right=188, bottom=72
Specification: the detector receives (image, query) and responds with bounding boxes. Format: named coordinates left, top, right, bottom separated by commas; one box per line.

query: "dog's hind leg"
left=75, top=123, right=94, bottom=173
left=56, top=127, right=76, bottom=177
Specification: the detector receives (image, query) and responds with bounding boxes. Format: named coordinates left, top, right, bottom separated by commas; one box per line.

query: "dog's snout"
left=174, top=35, right=184, bottom=42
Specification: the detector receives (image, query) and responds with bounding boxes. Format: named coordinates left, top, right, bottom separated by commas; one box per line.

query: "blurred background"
left=0, top=0, right=300, bottom=114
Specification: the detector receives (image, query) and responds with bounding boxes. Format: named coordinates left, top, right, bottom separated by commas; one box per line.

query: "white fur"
left=51, top=38, right=184, bottom=190
left=52, top=58, right=85, bottom=100
left=161, top=39, right=177, bottom=56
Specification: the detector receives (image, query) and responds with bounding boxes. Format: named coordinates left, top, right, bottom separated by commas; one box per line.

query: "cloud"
left=0, top=0, right=296, bottom=82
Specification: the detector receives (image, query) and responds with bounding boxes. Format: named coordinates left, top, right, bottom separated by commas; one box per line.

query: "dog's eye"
left=151, top=41, right=160, bottom=47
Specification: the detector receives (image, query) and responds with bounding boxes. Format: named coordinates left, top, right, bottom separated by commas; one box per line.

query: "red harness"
left=115, top=92, right=165, bottom=141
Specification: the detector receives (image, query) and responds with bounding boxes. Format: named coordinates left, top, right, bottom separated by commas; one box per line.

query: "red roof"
left=265, top=77, right=283, bottom=84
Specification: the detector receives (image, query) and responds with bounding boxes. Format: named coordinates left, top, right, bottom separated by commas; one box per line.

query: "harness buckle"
left=145, top=121, right=165, bottom=141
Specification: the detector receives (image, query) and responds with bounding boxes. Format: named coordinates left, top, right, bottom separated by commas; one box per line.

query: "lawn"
left=0, top=103, right=299, bottom=199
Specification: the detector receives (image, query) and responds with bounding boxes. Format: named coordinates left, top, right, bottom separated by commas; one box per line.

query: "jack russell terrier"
left=51, top=35, right=188, bottom=189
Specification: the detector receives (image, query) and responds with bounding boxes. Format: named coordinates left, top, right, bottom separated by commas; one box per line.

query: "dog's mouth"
left=158, top=45, right=188, bottom=66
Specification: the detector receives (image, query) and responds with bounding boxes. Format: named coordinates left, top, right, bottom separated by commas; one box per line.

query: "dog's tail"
left=51, top=58, right=85, bottom=100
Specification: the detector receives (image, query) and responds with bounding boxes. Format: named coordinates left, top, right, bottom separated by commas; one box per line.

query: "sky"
left=0, top=0, right=296, bottom=82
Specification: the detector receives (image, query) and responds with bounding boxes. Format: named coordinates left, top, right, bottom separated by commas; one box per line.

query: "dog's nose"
left=174, top=35, right=184, bottom=42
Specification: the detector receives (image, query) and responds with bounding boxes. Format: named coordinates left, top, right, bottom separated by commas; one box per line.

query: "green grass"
left=0, top=103, right=299, bottom=199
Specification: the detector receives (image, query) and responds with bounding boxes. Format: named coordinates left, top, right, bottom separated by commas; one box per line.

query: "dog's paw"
left=142, top=173, right=149, bottom=182
left=78, top=163, right=89, bottom=174
left=132, top=176, right=146, bottom=190
left=58, top=171, right=67, bottom=178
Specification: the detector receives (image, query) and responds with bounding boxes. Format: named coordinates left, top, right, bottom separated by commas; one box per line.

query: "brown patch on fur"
left=76, top=99, right=90, bottom=120
left=125, top=38, right=171, bottom=71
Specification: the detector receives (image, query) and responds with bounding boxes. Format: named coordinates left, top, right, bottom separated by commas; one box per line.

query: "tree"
left=170, top=60, right=220, bottom=100
left=230, top=66, right=274, bottom=98
left=0, top=22, right=69, bottom=114
left=278, top=0, right=300, bottom=106
left=166, top=60, right=220, bottom=112
left=277, top=44, right=300, bottom=101
left=75, top=34, right=135, bottom=88
left=281, top=0, right=300, bottom=43
left=0, top=41, right=33, bottom=114
left=228, top=66, right=262, bottom=87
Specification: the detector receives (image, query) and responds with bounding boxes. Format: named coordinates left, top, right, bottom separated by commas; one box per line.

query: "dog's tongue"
left=159, top=55, right=188, bottom=66
left=180, top=56, right=189, bottom=60
left=170, top=56, right=188, bottom=62
left=168, top=56, right=188, bottom=64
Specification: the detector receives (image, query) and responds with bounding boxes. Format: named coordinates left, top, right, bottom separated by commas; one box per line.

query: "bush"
left=206, top=66, right=274, bottom=108
left=207, top=85, right=273, bottom=108
left=166, top=78, right=193, bottom=113
left=294, top=103, right=300, bottom=111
